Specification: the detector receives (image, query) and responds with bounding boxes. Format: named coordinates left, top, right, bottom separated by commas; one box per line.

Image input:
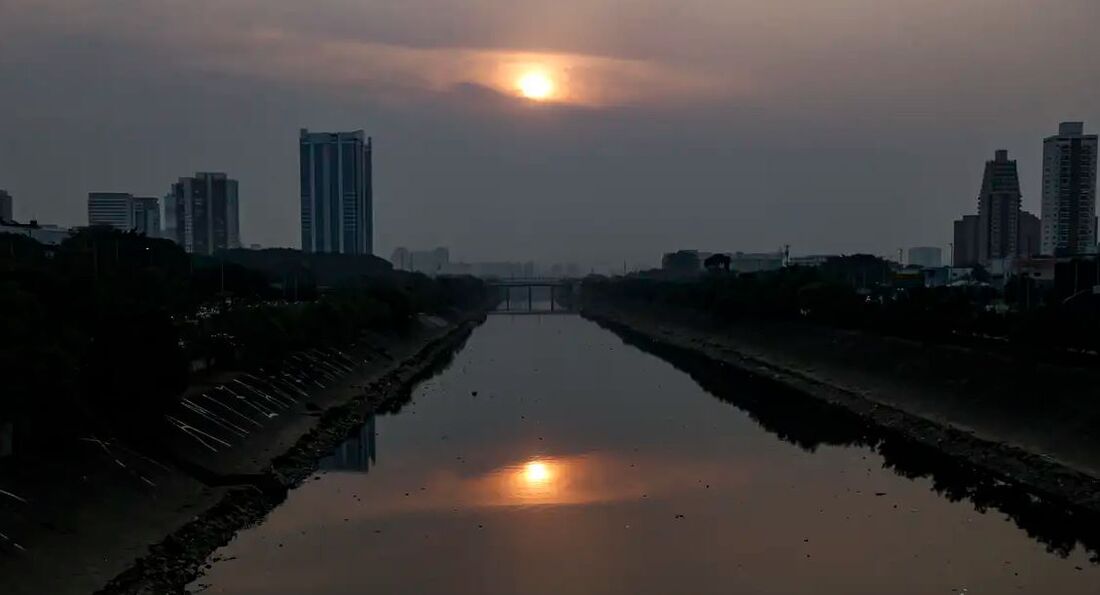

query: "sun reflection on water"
left=509, top=458, right=562, bottom=501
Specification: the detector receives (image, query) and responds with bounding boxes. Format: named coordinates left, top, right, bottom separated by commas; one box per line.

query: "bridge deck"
left=489, top=309, right=578, bottom=316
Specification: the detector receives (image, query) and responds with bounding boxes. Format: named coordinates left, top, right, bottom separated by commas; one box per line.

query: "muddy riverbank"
left=0, top=310, right=484, bottom=595
left=581, top=303, right=1100, bottom=528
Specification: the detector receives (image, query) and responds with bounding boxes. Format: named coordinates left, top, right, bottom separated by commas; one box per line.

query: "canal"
left=191, top=314, right=1098, bottom=594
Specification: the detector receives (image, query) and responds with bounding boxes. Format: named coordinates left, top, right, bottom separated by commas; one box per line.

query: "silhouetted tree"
left=703, top=253, right=731, bottom=272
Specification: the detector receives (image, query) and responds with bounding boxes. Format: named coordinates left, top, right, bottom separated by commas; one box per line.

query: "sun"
left=517, top=71, right=554, bottom=101
left=523, top=460, right=552, bottom=484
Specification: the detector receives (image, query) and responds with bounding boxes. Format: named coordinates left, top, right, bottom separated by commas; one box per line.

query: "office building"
left=977, top=150, right=1022, bottom=263
left=1041, top=122, right=1098, bottom=256
left=131, top=197, right=161, bottom=237
left=0, top=190, right=11, bottom=222
left=908, top=247, right=942, bottom=268
left=953, top=215, right=980, bottom=267
left=167, top=172, right=240, bottom=254
left=88, top=192, right=136, bottom=230
left=299, top=129, right=373, bottom=255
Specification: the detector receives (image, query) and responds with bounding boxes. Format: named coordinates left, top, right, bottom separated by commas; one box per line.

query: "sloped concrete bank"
left=582, top=304, right=1100, bottom=560
left=0, top=311, right=484, bottom=595
left=92, top=313, right=483, bottom=595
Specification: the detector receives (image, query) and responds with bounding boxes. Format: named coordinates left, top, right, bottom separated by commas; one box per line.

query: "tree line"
left=584, top=256, right=1100, bottom=363
left=0, top=228, right=487, bottom=450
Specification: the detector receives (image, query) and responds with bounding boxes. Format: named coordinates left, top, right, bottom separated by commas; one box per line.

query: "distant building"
left=299, top=129, right=373, bottom=255
left=922, top=267, right=950, bottom=287
left=391, top=246, right=450, bottom=275
left=163, top=192, right=177, bottom=243
left=1017, top=257, right=1057, bottom=283
left=0, top=190, right=12, bottom=222
left=87, top=193, right=161, bottom=237
left=892, top=268, right=925, bottom=289
left=88, top=192, right=135, bottom=230
left=131, top=196, right=161, bottom=237
left=977, top=150, right=1022, bottom=264
left=787, top=254, right=837, bottom=268
left=1019, top=210, right=1041, bottom=257
left=0, top=220, right=72, bottom=245
left=907, top=246, right=942, bottom=268
left=471, top=262, right=526, bottom=278
left=167, top=172, right=240, bottom=254
left=1041, top=122, right=1098, bottom=256
left=953, top=215, right=980, bottom=267
left=730, top=251, right=784, bottom=273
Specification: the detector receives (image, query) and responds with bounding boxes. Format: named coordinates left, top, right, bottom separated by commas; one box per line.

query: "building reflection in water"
left=320, top=415, right=377, bottom=472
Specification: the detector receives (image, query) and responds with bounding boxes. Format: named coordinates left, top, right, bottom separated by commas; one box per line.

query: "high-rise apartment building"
left=1041, top=122, right=1098, bottom=256
left=976, top=150, right=1022, bottom=264
left=0, top=190, right=12, bottom=222
left=299, top=129, right=373, bottom=255
left=166, top=172, right=240, bottom=254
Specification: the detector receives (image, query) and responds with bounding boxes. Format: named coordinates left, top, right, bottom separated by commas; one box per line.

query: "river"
left=191, top=314, right=1098, bottom=594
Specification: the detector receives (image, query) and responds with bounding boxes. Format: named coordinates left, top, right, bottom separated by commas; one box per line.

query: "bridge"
left=484, top=277, right=579, bottom=314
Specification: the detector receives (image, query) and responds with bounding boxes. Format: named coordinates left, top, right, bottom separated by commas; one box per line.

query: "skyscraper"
left=1041, top=122, right=1098, bottom=256
left=976, top=149, right=1022, bottom=264
left=299, top=129, right=373, bottom=255
left=0, top=190, right=12, bottom=222
left=88, top=192, right=136, bottom=230
left=167, top=172, right=240, bottom=254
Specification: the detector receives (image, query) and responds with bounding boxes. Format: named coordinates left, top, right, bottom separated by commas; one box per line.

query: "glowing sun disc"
left=524, top=461, right=551, bottom=483
left=517, top=71, right=554, bottom=100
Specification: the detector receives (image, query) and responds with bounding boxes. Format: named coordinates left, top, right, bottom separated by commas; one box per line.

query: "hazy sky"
left=2, top=0, right=1098, bottom=270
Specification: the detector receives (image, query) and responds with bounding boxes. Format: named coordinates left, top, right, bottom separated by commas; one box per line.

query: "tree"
left=661, top=250, right=701, bottom=277
left=970, top=264, right=991, bottom=283
left=704, top=253, right=731, bottom=272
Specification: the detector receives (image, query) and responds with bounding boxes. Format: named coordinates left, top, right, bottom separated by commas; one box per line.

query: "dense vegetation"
left=584, top=255, right=1100, bottom=361
left=0, top=229, right=486, bottom=447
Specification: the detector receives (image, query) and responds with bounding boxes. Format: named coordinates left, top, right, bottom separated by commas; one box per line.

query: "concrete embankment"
left=582, top=302, right=1100, bottom=518
left=0, top=310, right=485, bottom=595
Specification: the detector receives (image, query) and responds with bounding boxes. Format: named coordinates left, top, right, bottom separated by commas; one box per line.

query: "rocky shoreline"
left=581, top=305, right=1100, bottom=557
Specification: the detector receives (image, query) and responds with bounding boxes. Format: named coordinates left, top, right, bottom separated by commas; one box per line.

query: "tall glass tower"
left=299, top=129, right=373, bottom=255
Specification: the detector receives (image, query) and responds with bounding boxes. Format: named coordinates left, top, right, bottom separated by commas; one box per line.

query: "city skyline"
left=8, top=120, right=1096, bottom=267
left=2, top=0, right=1099, bottom=268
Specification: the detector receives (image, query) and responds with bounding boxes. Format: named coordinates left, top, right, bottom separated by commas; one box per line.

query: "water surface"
left=193, top=315, right=1098, bottom=594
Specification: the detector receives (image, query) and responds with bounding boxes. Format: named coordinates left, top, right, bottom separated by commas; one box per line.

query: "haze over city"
left=8, top=2, right=1100, bottom=595
left=2, top=0, right=1099, bottom=269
